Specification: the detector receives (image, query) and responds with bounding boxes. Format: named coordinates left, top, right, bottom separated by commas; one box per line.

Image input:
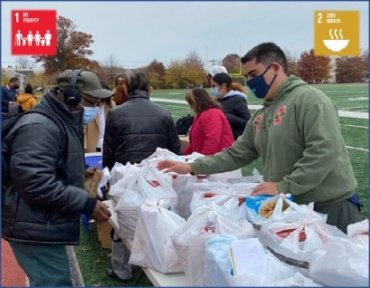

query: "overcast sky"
left=1, top=1, right=369, bottom=69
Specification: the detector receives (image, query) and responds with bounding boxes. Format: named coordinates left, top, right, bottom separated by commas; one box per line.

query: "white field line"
left=344, top=105, right=369, bottom=110
left=341, top=124, right=368, bottom=129
left=346, top=146, right=369, bottom=152
left=160, top=103, right=189, bottom=110
left=338, top=111, right=368, bottom=119
left=152, top=98, right=369, bottom=119
left=348, top=97, right=369, bottom=101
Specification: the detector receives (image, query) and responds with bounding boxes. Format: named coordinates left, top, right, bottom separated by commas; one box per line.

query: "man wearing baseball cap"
left=2, top=69, right=113, bottom=286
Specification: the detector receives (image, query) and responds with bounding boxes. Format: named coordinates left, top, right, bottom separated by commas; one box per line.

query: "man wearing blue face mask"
left=84, top=82, right=115, bottom=153
left=157, top=42, right=362, bottom=233
left=2, top=69, right=113, bottom=286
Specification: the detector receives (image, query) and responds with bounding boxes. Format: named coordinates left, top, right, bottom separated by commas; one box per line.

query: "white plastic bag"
left=190, top=182, right=258, bottom=220
left=261, top=215, right=346, bottom=275
left=129, top=200, right=185, bottom=273
left=172, top=204, right=254, bottom=286
left=109, top=163, right=142, bottom=208
left=309, top=238, right=369, bottom=286
left=209, top=168, right=243, bottom=183
left=115, top=166, right=177, bottom=239
left=347, top=219, right=369, bottom=247
left=204, top=235, right=301, bottom=287
left=109, top=162, right=126, bottom=186
left=115, top=188, right=145, bottom=240
left=271, top=272, right=321, bottom=286
left=172, top=174, right=201, bottom=219
left=136, top=166, right=177, bottom=206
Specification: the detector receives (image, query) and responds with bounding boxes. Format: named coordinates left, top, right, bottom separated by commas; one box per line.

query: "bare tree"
left=284, top=49, right=298, bottom=76
left=16, top=57, right=35, bottom=69
left=103, top=53, right=124, bottom=86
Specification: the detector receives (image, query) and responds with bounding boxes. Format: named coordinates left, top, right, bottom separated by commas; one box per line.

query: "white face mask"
left=210, top=87, right=221, bottom=98
left=83, top=106, right=99, bottom=124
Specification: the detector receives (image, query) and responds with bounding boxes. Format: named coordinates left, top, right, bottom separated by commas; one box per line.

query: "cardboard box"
left=179, top=136, right=189, bottom=152
left=96, top=221, right=112, bottom=249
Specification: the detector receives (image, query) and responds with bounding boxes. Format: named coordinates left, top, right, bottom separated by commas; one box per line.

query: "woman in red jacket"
left=183, top=87, right=234, bottom=156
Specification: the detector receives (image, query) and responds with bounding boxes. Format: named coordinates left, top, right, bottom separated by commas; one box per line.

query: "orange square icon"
left=314, top=10, right=359, bottom=56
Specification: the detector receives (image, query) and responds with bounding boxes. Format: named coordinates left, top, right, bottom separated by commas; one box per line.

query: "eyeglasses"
left=81, top=96, right=101, bottom=107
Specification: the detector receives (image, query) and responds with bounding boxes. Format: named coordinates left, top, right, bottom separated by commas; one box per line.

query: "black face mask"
left=12, top=84, right=20, bottom=90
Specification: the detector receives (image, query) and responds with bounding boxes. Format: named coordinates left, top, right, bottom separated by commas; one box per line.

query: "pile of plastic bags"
left=106, top=148, right=369, bottom=287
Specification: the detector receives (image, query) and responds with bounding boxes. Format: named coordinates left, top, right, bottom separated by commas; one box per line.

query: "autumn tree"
left=362, top=50, right=369, bottom=80
left=165, top=51, right=205, bottom=88
left=146, top=59, right=166, bottom=89
left=222, top=54, right=241, bottom=74
left=1, top=69, right=10, bottom=85
left=182, top=51, right=205, bottom=87
left=27, top=70, right=53, bottom=89
left=296, top=49, right=331, bottom=83
left=335, top=51, right=368, bottom=83
left=165, top=60, right=185, bottom=88
left=33, top=16, right=97, bottom=75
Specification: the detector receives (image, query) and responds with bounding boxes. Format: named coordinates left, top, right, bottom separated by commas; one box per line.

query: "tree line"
left=2, top=16, right=368, bottom=89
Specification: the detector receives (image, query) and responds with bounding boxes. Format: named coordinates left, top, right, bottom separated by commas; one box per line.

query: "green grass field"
left=75, top=83, right=368, bottom=286
left=151, top=82, right=369, bottom=112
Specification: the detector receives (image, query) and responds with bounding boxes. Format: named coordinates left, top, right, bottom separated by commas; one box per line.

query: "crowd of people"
left=1, top=42, right=363, bottom=286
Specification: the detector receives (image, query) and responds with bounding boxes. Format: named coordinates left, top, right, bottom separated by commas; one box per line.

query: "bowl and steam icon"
left=323, top=29, right=349, bottom=52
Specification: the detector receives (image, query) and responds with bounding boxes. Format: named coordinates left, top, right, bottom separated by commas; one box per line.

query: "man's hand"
left=251, top=182, right=279, bottom=196
left=157, top=160, right=192, bottom=174
left=91, top=200, right=111, bottom=222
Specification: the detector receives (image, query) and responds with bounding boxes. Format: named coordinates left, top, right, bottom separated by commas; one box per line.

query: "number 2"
left=317, top=12, right=322, bottom=24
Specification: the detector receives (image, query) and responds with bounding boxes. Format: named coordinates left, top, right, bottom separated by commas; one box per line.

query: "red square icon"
left=11, top=10, right=57, bottom=56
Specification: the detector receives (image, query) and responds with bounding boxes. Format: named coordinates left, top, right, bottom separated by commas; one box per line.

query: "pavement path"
left=1, top=239, right=28, bottom=287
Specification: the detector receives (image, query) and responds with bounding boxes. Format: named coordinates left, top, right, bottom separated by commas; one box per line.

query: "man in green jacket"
left=158, top=42, right=362, bottom=232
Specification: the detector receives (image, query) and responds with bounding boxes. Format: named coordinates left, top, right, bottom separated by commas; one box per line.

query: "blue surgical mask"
left=247, top=65, right=277, bottom=99
left=210, top=87, right=221, bottom=98
left=83, top=106, right=99, bottom=124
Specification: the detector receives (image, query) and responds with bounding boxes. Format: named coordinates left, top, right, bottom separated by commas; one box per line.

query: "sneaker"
left=105, top=267, right=133, bottom=283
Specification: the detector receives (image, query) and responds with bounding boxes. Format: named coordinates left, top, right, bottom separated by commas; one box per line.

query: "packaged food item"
left=246, top=194, right=293, bottom=219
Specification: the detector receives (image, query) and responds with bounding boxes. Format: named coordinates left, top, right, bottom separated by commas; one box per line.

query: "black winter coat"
left=2, top=92, right=95, bottom=245
left=219, top=95, right=251, bottom=139
left=103, top=90, right=181, bottom=169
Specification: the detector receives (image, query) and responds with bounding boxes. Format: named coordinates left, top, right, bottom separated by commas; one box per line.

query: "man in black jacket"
left=103, top=70, right=181, bottom=282
left=2, top=70, right=112, bottom=286
left=103, top=71, right=181, bottom=169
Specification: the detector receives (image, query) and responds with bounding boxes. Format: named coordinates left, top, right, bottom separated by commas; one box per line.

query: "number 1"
left=15, top=12, right=19, bottom=23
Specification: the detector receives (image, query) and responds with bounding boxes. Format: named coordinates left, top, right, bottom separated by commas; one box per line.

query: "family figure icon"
left=15, top=30, right=52, bottom=47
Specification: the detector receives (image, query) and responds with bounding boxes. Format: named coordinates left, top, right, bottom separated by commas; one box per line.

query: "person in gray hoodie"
left=211, top=72, right=251, bottom=139
left=158, top=42, right=362, bottom=233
